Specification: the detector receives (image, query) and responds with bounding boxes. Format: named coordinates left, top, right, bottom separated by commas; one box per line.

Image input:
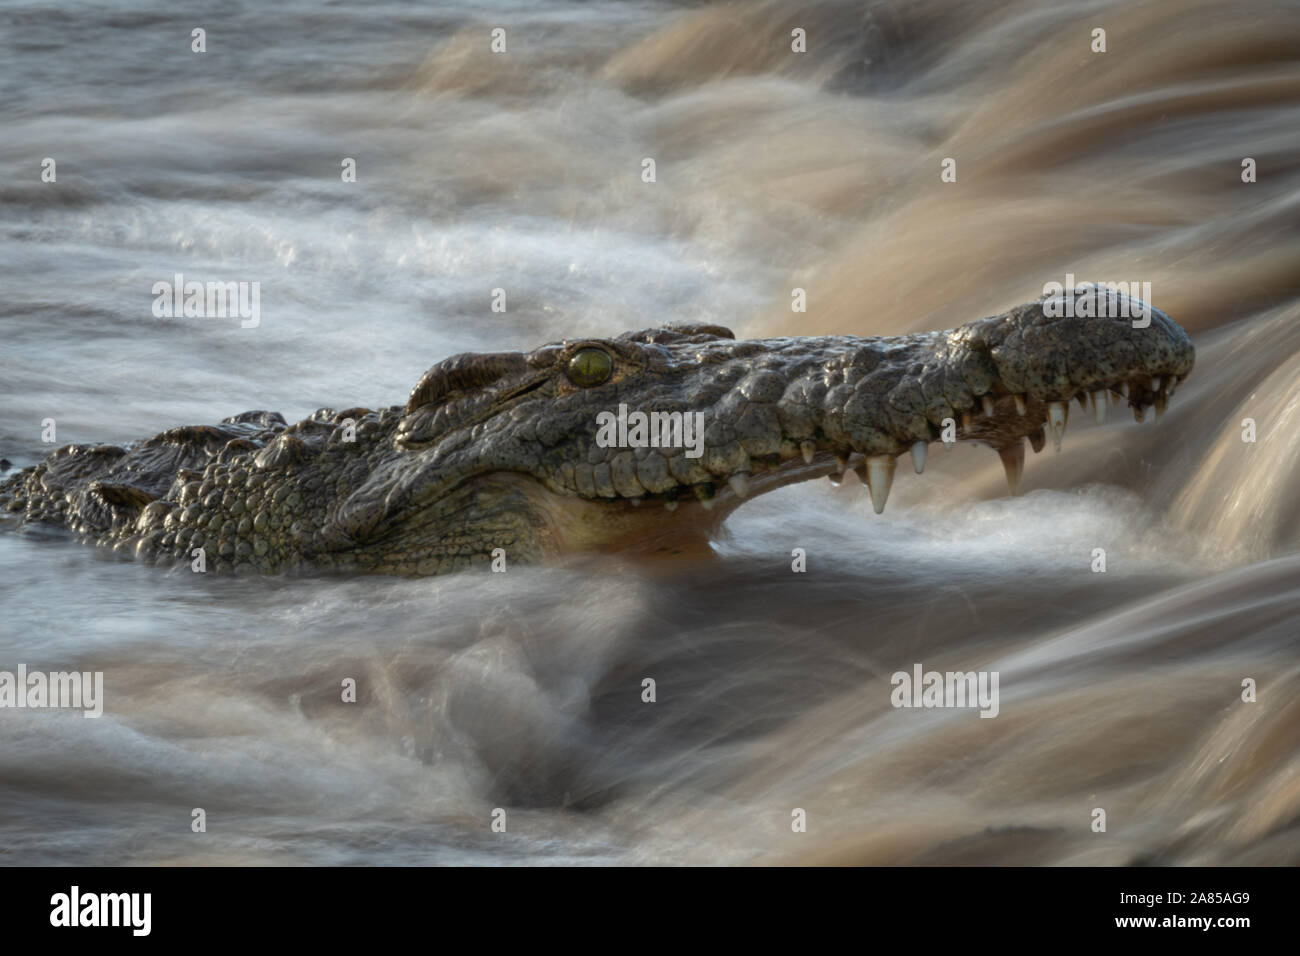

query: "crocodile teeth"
left=1119, top=382, right=1129, bottom=398
left=1028, top=427, right=1046, bottom=454
left=1075, top=393, right=1088, bottom=411
left=835, top=453, right=849, bottom=474
left=1151, top=376, right=1162, bottom=393
left=863, top=455, right=895, bottom=515
left=800, top=440, right=816, bottom=465
left=694, top=484, right=716, bottom=509
left=1047, top=402, right=1068, bottom=453
left=1092, top=390, right=1107, bottom=424
left=961, top=412, right=974, bottom=431
left=981, top=395, right=995, bottom=417
left=1133, top=405, right=1146, bottom=424
left=910, top=440, right=927, bottom=474
left=663, top=499, right=678, bottom=512
left=997, top=440, right=1025, bottom=496
left=1014, top=394, right=1027, bottom=416
left=728, top=472, right=750, bottom=498
left=828, top=473, right=843, bottom=487
left=1109, top=389, right=1122, bottom=408
left=1154, top=393, right=1168, bottom=424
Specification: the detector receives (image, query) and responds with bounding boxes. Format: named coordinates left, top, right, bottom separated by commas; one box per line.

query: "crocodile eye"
left=566, top=347, right=613, bottom=388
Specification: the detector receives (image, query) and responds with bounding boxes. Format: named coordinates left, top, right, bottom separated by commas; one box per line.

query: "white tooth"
left=663, top=499, right=678, bottom=511
left=1151, top=376, right=1162, bottom=392
left=1014, top=394, right=1027, bottom=416
left=800, top=440, right=816, bottom=465
left=1108, top=389, right=1121, bottom=408
left=835, top=453, right=849, bottom=474
left=827, top=473, right=842, bottom=487
left=699, top=496, right=715, bottom=510
left=1047, top=401, right=1067, bottom=453
left=1153, top=394, right=1167, bottom=424
left=864, top=455, right=896, bottom=515
left=1092, top=390, right=1107, bottom=424
left=1119, top=382, right=1129, bottom=398
left=728, top=473, right=750, bottom=498
left=997, top=440, right=1025, bottom=496
left=910, top=440, right=927, bottom=474
left=981, top=395, right=995, bottom=417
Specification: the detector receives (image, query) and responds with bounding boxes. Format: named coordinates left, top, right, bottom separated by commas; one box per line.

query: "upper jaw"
left=536, top=296, right=1195, bottom=517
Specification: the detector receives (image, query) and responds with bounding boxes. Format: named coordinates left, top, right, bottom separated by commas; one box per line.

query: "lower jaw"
left=513, top=478, right=728, bottom=556
left=502, top=378, right=1179, bottom=555
left=512, top=458, right=843, bottom=559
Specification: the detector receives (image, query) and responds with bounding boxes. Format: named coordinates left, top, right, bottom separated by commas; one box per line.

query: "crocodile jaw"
left=0, top=293, right=1195, bottom=576
left=358, top=296, right=1193, bottom=567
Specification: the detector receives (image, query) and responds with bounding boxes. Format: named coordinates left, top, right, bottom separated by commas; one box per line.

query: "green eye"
left=566, top=347, right=613, bottom=387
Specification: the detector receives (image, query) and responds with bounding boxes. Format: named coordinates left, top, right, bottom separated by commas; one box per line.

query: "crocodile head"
left=325, top=293, right=1194, bottom=573
left=0, top=292, right=1193, bottom=576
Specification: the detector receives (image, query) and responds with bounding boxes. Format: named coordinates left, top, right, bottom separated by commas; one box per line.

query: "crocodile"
left=0, top=293, right=1193, bottom=576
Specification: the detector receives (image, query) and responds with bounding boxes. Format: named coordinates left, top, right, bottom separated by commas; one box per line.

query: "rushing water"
left=1, top=0, right=1298, bottom=865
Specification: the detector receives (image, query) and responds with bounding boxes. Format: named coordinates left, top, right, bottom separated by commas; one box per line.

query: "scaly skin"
left=0, top=295, right=1194, bottom=576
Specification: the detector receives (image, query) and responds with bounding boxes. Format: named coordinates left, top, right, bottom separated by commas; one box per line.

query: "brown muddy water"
left=0, top=0, right=1298, bottom=865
